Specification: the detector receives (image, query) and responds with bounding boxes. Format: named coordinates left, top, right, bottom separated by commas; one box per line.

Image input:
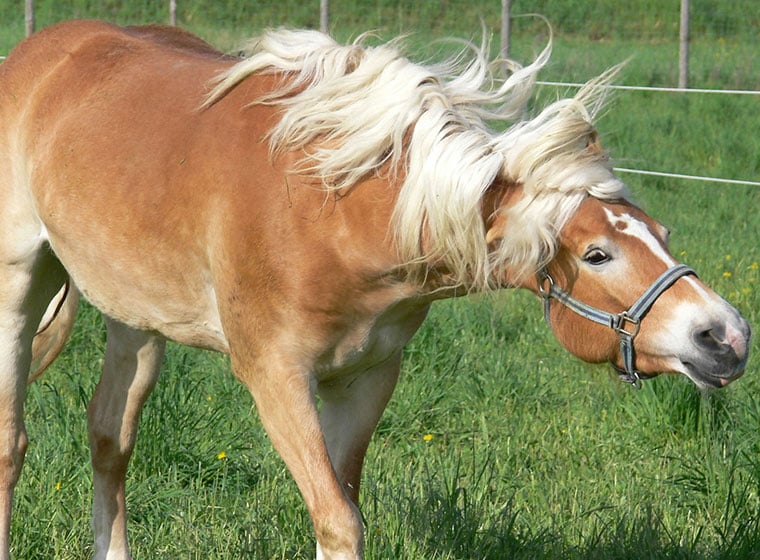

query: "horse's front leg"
left=232, top=353, right=364, bottom=560
left=316, top=352, right=402, bottom=560
left=88, top=318, right=165, bottom=560
left=318, top=352, right=401, bottom=504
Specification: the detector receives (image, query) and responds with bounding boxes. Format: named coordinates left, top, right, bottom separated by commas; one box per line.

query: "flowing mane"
left=205, top=29, right=629, bottom=289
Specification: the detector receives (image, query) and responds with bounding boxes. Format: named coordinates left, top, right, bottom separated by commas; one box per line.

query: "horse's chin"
left=609, top=363, right=658, bottom=386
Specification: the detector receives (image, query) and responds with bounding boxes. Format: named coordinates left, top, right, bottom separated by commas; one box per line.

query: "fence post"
left=25, top=0, right=35, bottom=37
left=170, top=0, right=177, bottom=26
left=678, top=0, right=689, bottom=89
left=500, top=0, right=511, bottom=59
left=320, top=0, right=329, bottom=33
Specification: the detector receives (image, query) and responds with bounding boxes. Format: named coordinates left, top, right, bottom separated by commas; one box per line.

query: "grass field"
left=3, top=1, right=760, bottom=559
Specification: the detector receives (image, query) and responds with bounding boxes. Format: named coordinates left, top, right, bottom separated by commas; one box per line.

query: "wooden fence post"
left=25, top=0, right=35, bottom=36
left=679, top=0, right=690, bottom=89
left=320, top=0, right=329, bottom=33
left=170, top=0, right=177, bottom=26
left=501, top=0, right=511, bottom=59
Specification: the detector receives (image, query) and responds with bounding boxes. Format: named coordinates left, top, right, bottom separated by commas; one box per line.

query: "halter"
left=538, top=263, right=697, bottom=388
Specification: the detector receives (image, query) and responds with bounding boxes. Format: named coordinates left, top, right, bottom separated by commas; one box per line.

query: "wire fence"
left=2, top=1, right=758, bottom=188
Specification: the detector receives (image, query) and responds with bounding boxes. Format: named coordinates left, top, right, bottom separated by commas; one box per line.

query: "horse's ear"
left=586, top=131, right=604, bottom=155
left=485, top=211, right=508, bottom=247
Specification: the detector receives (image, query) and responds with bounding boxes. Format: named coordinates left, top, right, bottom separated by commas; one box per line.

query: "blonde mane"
left=205, top=29, right=628, bottom=290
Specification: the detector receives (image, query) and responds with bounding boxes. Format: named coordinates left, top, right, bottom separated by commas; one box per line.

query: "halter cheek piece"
left=538, top=264, right=697, bottom=389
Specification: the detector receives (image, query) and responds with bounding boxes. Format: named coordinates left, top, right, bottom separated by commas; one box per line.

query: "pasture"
left=3, top=1, right=760, bottom=558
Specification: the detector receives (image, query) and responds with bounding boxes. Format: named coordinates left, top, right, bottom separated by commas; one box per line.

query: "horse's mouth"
left=609, top=360, right=746, bottom=389
left=680, top=360, right=746, bottom=389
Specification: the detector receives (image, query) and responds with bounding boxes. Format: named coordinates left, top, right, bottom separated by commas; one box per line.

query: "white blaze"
left=603, top=208, right=713, bottom=303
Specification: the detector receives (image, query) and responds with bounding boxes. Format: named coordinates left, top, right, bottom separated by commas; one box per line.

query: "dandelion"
left=723, top=271, right=732, bottom=278
left=422, top=434, right=433, bottom=442
left=725, top=254, right=732, bottom=261
left=750, top=262, right=759, bottom=271
left=217, top=451, right=227, bottom=460
left=54, top=481, right=62, bottom=491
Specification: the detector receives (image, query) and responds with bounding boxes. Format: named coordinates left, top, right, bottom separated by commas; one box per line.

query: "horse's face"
left=534, top=197, right=750, bottom=388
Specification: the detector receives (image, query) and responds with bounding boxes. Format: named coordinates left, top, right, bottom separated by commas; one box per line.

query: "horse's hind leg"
left=88, top=318, right=165, bottom=560
left=0, top=251, right=66, bottom=560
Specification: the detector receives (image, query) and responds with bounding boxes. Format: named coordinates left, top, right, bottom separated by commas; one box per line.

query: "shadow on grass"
left=365, top=474, right=760, bottom=560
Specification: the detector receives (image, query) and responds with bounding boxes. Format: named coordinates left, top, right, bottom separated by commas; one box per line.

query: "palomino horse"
left=0, top=20, right=750, bottom=560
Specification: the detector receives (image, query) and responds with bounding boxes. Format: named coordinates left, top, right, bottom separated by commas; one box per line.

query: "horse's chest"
left=315, top=302, right=430, bottom=379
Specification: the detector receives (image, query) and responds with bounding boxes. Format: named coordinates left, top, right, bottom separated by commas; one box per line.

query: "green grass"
left=3, top=1, right=760, bottom=559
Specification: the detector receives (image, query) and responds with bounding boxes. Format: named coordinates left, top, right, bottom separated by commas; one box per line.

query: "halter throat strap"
left=538, top=263, right=697, bottom=388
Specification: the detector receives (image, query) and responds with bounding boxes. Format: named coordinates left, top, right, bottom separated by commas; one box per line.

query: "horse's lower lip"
left=682, top=361, right=744, bottom=389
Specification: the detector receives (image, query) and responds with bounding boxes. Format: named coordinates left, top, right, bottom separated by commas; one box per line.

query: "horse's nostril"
left=693, top=326, right=728, bottom=353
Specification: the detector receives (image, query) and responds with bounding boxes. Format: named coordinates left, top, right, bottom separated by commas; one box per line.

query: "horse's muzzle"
left=682, top=314, right=751, bottom=388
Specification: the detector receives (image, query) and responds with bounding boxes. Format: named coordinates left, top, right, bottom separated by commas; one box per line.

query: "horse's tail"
left=28, top=279, right=79, bottom=383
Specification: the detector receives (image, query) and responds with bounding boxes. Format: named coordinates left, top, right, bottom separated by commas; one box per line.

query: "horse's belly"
left=46, top=231, right=229, bottom=353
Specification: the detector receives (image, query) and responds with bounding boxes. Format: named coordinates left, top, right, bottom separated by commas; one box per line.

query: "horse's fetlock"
left=314, top=510, right=363, bottom=560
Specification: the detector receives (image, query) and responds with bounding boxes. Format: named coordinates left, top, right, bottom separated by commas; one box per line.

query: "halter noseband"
left=538, top=263, right=697, bottom=389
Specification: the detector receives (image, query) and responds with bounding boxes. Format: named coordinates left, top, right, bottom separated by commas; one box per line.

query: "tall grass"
left=2, top=1, right=760, bottom=558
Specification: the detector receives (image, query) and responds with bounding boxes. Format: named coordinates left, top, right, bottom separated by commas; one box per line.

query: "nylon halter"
left=538, top=263, right=697, bottom=388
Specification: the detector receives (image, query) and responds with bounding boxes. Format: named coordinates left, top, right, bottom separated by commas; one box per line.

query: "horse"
left=0, top=20, right=750, bottom=560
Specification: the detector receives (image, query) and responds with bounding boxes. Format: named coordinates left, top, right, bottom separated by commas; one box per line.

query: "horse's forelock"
left=487, top=72, right=630, bottom=284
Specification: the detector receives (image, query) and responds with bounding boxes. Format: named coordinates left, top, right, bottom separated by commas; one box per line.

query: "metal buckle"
left=611, top=312, right=640, bottom=338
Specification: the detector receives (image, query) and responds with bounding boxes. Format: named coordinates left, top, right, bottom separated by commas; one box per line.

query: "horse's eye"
left=583, top=248, right=611, bottom=266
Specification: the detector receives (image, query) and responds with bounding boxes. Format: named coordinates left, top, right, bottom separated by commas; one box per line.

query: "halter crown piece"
left=538, top=264, right=697, bottom=389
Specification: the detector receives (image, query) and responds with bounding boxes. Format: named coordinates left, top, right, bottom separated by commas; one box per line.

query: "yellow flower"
left=750, top=262, right=759, bottom=271
left=55, top=481, right=62, bottom=491
left=725, top=254, right=732, bottom=260
left=217, top=451, right=227, bottom=460
left=422, top=434, right=433, bottom=442
left=723, top=271, right=732, bottom=278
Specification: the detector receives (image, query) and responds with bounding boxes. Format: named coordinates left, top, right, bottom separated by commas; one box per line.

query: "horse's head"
left=524, top=196, right=750, bottom=388
left=482, top=81, right=749, bottom=389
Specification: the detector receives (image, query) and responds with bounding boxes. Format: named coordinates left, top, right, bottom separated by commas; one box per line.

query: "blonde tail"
left=29, top=280, right=79, bottom=383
